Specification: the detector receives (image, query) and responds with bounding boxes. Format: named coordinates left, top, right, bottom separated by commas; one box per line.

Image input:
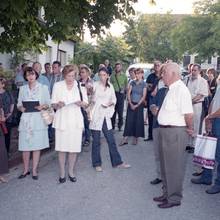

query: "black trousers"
left=111, top=92, right=125, bottom=129
left=147, top=108, right=153, bottom=139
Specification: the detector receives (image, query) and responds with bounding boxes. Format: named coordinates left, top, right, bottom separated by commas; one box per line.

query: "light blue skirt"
left=19, top=130, right=49, bottom=151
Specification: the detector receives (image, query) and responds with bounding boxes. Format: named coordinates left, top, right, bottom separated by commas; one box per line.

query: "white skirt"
left=55, top=129, right=83, bottom=153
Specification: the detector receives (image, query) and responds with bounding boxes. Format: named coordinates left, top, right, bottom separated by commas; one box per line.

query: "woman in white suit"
left=52, top=65, right=88, bottom=183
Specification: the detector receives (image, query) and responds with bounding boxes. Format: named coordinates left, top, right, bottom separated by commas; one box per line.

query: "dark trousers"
left=147, top=108, right=153, bottom=139
left=4, top=122, right=12, bottom=154
left=91, top=119, right=123, bottom=167
left=48, top=124, right=54, bottom=142
left=200, top=118, right=220, bottom=185
left=111, top=92, right=125, bottom=129
left=82, top=109, right=90, bottom=143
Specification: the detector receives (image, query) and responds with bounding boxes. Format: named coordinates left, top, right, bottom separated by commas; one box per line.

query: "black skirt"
left=123, top=102, right=145, bottom=138
left=0, top=130, right=9, bottom=175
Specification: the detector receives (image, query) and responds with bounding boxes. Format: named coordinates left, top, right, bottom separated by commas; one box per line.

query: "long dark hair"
left=98, top=67, right=110, bottom=88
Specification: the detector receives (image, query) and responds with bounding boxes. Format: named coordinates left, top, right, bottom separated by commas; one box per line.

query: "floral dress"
left=17, top=82, right=50, bottom=151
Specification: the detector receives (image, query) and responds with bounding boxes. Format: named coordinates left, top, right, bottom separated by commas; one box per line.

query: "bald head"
left=161, top=62, right=181, bottom=86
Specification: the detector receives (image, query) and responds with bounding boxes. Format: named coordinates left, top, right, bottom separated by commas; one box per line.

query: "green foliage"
left=124, top=14, right=179, bottom=63
left=0, top=0, right=137, bottom=53
left=171, top=0, right=220, bottom=60
left=96, top=34, right=134, bottom=66
left=71, top=35, right=134, bottom=71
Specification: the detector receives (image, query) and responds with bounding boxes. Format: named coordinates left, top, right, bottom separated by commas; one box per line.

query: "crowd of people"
left=0, top=58, right=220, bottom=209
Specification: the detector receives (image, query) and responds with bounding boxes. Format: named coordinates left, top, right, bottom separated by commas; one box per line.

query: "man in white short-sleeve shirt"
left=154, top=63, right=194, bottom=209
left=184, top=64, right=209, bottom=153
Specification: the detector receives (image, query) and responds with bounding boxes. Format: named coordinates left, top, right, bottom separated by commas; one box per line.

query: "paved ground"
left=0, top=129, right=220, bottom=220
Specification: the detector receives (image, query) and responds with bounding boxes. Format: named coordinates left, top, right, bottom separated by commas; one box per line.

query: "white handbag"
left=193, top=135, right=217, bottom=169
left=41, top=107, right=54, bottom=125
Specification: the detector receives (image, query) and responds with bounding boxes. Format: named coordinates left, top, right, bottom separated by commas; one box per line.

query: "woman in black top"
left=0, top=78, right=15, bottom=155
left=0, top=98, right=9, bottom=183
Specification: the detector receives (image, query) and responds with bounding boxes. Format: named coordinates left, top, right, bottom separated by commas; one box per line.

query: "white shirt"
left=185, top=75, right=209, bottom=101
left=158, top=80, right=193, bottom=126
left=89, top=82, right=116, bottom=131
left=211, top=87, right=220, bottom=115
left=51, top=80, right=88, bottom=131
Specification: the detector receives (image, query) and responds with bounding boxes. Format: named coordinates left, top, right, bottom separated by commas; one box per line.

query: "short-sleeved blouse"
left=130, top=80, right=147, bottom=103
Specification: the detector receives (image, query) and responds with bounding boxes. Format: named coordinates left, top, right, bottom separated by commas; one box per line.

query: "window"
left=58, top=50, right=67, bottom=66
left=217, top=57, right=220, bottom=70
left=46, top=46, right=52, bottom=63
left=183, top=55, right=191, bottom=67
left=208, top=57, right=212, bottom=64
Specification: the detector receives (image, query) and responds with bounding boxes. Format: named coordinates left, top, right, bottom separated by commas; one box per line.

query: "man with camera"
left=110, top=62, right=128, bottom=131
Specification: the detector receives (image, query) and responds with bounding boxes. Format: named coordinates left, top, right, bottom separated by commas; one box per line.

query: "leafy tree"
left=71, top=35, right=134, bottom=71
left=96, top=34, right=134, bottom=67
left=73, top=42, right=95, bottom=66
left=0, top=0, right=137, bottom=53
left=124, top=14, right=179, bottom=63
left=171, top=0, right=220, bottom=60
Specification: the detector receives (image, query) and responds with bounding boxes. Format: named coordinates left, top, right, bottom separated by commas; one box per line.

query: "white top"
left=157, top=79, right=165, bottom=90
left=89, top=82, right=116, bottom=131
left=51, top=80, right=88, bottom=131
left=158, top=80, right=193, bottom=126
left=211, top=87, right=220, bottom=115
left=184, top=75, right=209, bottom=101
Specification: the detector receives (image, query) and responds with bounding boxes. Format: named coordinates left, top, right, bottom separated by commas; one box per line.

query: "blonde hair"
left=62, top=64, right=79, bottom=78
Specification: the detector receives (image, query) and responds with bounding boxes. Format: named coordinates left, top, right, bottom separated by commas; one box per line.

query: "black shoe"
left=185, top=145, right=191, bottom=151
left=59, top=177, right=66, bottom=184
left=150, top=178, right=162, bottom=185
left=69, top=175, right=77, bottom=182
left=32, top=175, right=38, bottom=180
left=144, top=138, right=153, bottom=141
left=18, top=171, right=30, bottom=179
left=188, top=148, right=194, bottom=154
left=192, top=171, right=203, bottom=176
left=118, top=127, right=122, bottom=131
left=186, top=146, right=194, bottom=152
left=191, top=178, right=212, bottom=185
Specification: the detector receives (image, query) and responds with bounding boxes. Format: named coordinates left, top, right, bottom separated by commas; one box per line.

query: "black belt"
left=159, top=125, right=186, bottom=128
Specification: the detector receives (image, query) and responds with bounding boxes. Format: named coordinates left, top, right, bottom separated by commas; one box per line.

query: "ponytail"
left=105, top=78, right=110, bottom=88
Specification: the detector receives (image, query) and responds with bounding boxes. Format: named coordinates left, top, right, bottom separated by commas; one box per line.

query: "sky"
left=84, top=0, right=197, bottom=43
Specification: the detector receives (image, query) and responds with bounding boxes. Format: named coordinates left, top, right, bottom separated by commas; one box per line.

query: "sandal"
left=119, top=141, right=128, bottom=146
left=116, top=163, right=131, bottom=169
left=0, top=176, right=8, bottom=183
left=132, top=138, right=138, bottom=145
left=95, top=166, right=103, bottom=172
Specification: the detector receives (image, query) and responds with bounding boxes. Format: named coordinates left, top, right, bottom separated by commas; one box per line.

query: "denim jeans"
left=91, top=119, right=123, bottom=167
left=200, top=118, right=220, bottom=185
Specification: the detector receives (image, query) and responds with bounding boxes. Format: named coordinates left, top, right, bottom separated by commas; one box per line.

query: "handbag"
left=41, top=107, right=54, bottom=125
left=193, top=134, right=217, bottom=169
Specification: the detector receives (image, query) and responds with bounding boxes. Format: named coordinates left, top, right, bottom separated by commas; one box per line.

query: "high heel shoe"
left=32, top=175, right=38, bottom=180
left=18, top=171, right=30, bottom=179
left=119, top=141, right=128, bottom=146
left=68, top=175, right=77, bottom=182
left=59, top=177, right=66, bottom=184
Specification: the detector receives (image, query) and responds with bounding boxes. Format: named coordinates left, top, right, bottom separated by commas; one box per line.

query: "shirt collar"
left=168, top=79, right=182, bottom=90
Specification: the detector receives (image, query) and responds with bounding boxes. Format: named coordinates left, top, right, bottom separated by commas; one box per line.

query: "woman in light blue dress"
left=17, top=67, right=50, bottom=180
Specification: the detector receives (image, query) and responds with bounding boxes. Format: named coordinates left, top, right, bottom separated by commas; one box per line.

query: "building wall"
left=0, top=36, right=74, bottom=70
left=183, top=54, right=220, bottom=70
left=0, top=53, right=11, bottom=70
